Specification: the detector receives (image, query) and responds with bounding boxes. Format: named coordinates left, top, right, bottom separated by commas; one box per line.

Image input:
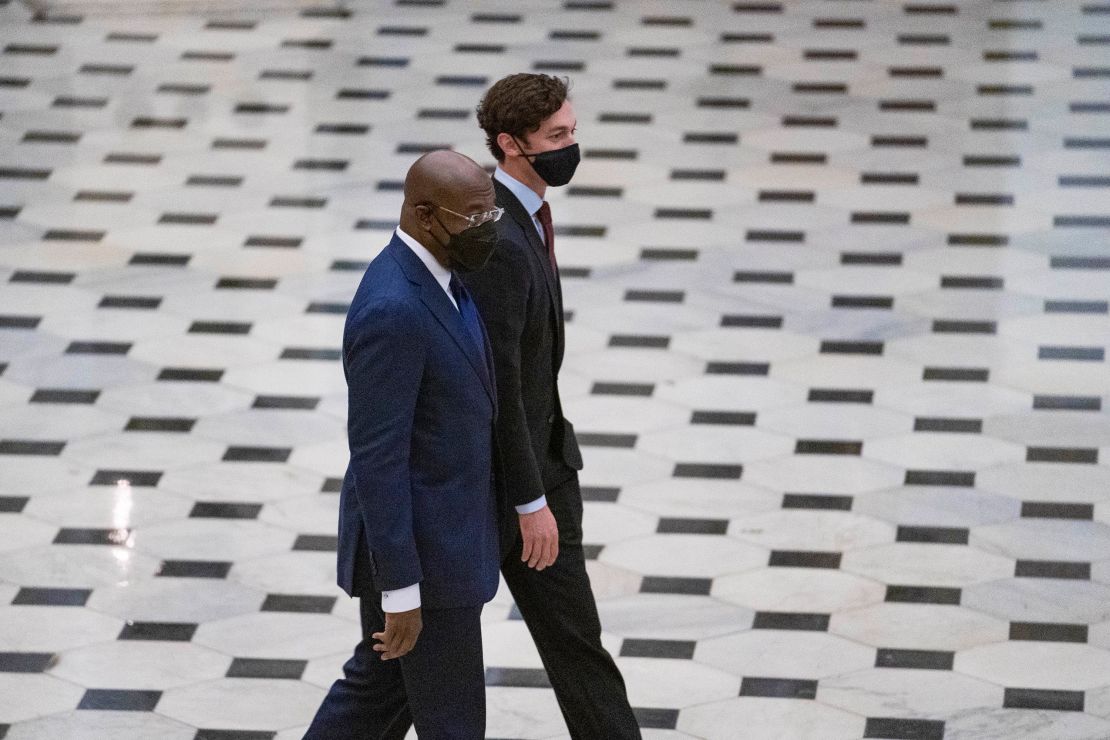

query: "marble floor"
left=1, top=0, right=1110, bottom=737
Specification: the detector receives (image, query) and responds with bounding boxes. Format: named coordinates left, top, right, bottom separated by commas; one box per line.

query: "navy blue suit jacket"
left=336, top=234, right=501, bottom=609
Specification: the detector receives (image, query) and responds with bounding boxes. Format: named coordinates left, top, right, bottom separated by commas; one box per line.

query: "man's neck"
left=500, top=157, right=546, bottom=199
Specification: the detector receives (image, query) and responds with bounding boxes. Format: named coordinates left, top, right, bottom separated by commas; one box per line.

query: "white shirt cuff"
left=515, top=495, right=548, bottom=515
left=381, top=583, right=420, bottom=613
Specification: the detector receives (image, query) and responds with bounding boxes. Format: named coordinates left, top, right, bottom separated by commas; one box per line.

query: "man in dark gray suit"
left=463, top=73, right=642, bottom=739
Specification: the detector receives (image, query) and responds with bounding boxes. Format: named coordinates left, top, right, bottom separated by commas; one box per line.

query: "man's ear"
left=413, top=203, right=433, bottom=232
left=497, top=132, right=522, bottom=157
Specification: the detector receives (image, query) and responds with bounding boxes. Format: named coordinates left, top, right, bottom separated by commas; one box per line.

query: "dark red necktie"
left=535, top=201, right=557, bottom=272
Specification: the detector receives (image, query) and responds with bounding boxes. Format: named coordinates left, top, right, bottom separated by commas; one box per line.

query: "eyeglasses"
left=430, top=204, right=504, bottom=229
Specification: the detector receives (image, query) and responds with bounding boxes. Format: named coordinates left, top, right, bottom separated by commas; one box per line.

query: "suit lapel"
left=493, top=179, right=564, bottom=356
left=386, top=239, right=495, bottom=405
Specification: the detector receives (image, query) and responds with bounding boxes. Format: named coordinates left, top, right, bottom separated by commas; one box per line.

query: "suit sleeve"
left=344, top=299, right=426, bottom=591
left=465, top=236, right=547, bottom=509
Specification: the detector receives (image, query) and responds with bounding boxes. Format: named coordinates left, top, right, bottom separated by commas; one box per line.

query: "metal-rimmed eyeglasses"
left=430, top=204, right=505, bottom=229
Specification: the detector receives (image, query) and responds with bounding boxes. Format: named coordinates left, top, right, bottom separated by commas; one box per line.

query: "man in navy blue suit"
left=303, top=150, right=505, bottom=739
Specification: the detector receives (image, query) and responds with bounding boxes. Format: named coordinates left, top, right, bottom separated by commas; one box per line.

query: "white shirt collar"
left=395, top=227, right=456, bottom=307
left=494, top=166, right=543, bottom=222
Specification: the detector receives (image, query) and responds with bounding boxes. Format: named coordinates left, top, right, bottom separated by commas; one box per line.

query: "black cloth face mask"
left=514, top=138, right=581, bottom=187
left=435, top=216, right=498, bottom=273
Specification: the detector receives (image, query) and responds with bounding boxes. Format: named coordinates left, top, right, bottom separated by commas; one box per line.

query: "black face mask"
left=434, top=216, right=498, bottom=273
left=515, top=139, right=581, bottom=187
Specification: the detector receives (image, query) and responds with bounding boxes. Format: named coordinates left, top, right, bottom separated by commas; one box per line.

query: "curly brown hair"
left=476, top=73, right=570, bottom=162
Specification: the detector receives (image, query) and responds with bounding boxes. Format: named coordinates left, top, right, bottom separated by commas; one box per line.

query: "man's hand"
left=372, top=607, right=422, bottom=661
left=519, top=505, right=559, bottom=570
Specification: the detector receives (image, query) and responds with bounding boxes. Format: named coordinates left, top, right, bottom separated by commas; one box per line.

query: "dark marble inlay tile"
left=808, top=388, right=873, bottom=404
left=1015, top=560, right=1091, bottom=580
left=641, top=247, right=698, bottom=261
left=905, top=470, right=975, bottom=486
left=31, top=389, right=99, bottom=404
left=118, top=622, right=197, bottom=641
left=1033, top=395, right=1102, bottom=411
left=581, top=486, right=620, bottom=502
left=100, top=296, right=161, bottom=309
left=1003, top=688, right=1083, bottom=712
left=657, top=518, right=729, bottom=535
left=90, top=469, right=161, bottom=486
left=833, top=295, right=894, bottom=309
left=875, top=648, right=953, bottom=670
left=245, top=236, right=301, bottom=248
left=13, top=587, right=91, bottom=606
left=914, top=417, right=982, bottom=433
left=159, top=367, right=224, bottom=382
left=673, top=463, right=742, bottom=479
left=752, top=612, right=830, bottom=631
left=841, top=252, right=902, bottom=265
left=12, top=270, right=75, bottom=284
left=157, top=560, right=231, bottom=578
left=294, top=535, right=338, bottom=551
left=281, top=348, right=342, bottom=361
left=485, top=667, right=550, bottom=688
left=864, top=717, right=945, bottom=739
left=609, top=335, right=669, bottom=349
left=54, top=528, right=129, bottom=545
left=1044, top=300, right=1109, bottom=314
left=885, top=585, right=961, bottom=605
left=591, top=382, right=653, bottom=396
left=65, top=341, right=130, bottom=355
left=223, top=446, right=291, bottom=463
left=820, top=340, right=883, bottom=355
left=706, top=362, right=769, bottom=376
left=692, top=411, right=756, bottom=426
left=619, top=639, right=696, bottom=660
left=0, top=497, right=29, bottom=513
left=78, top=689, right=161, bottom=711
left=1026, top=447, right=1099, bottom=464
left=131, top=253, right=190, bottom=266
left=922, top=367, right=988, bottom=382
left=226, top=658, right=306, bottom=680
left=948, top=233, right=1008, bottom=247
left=1038, top=346, right=1104, bottom=362
left=322, top=478, right=343, bottom=493
left=747, top=230, right=805, bottom=242
left=1010, top=621, right=1088, bottom=643
left=734, top=271, right=793, bottom=284
left=740, top=677, right=818, bottom=699
left=932, top=320, right=996, bottom=334
left=189, top=321, right=251, bottom=335
left=632, top=707, right=679, bottom=730
left=624, top=289, right=684, bottom=303
left=253, top=395, right=319, bottom=410
left=0, top=440, right=65, bottom=456
left=721, top=314, right=782, bottom=328
left=1020, top=502, right=1094, bottom=520
left=576, top=433, right=637, bottom=448
left=0, top=652, right=54, bottom=672
left=261, top=594, right=336, bottom=613
left=640, top=577, right=712, bottom=595
left=795, top=439, right=862, bottom=455
left=190, top=502, right=262, bottom=519
left=126, top=417, right=196, bottom=433
left=896, top=526, right=969, bottom=544
left=769, top=551, right=842, bottom=569
left=782, top=494, right=853, bottom=511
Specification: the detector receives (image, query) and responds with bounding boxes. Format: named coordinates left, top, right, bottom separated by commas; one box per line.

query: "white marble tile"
left=714, top=568, right=885, bottom=614
left=87, top=578, right=264, bottom=624
left=944, top=708, right=1110, bottom=740
left=50, top=641, right=230, bottom=689
left=742, top=456, right=905, bottom=495
left=730, top=510, right=894, bottom=553
left=193, top=612, right=358, bottom=660
left=5, top=711, right=197, bottom=740
left=623, top=657, right=739, bottom=708
left=678, top=696, right=865, bottom=740
left=831, top=604, right=1008, bottom=650
left=157, top=678, right=326, bottom=731
left=843, top=543, right=1014, bottom=587
left=598, top=594, right=753, bottom=641
left=601, top=534, right=766, bottom=579
left=819, top=669, right=1004, bottom=721
left=956, top=641, right=1110, bottom=691
left=0, top=675, right=84, bottom=724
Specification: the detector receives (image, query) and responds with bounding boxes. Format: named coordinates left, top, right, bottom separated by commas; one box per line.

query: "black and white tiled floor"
left=2, top=0, right=1110, bottom=737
